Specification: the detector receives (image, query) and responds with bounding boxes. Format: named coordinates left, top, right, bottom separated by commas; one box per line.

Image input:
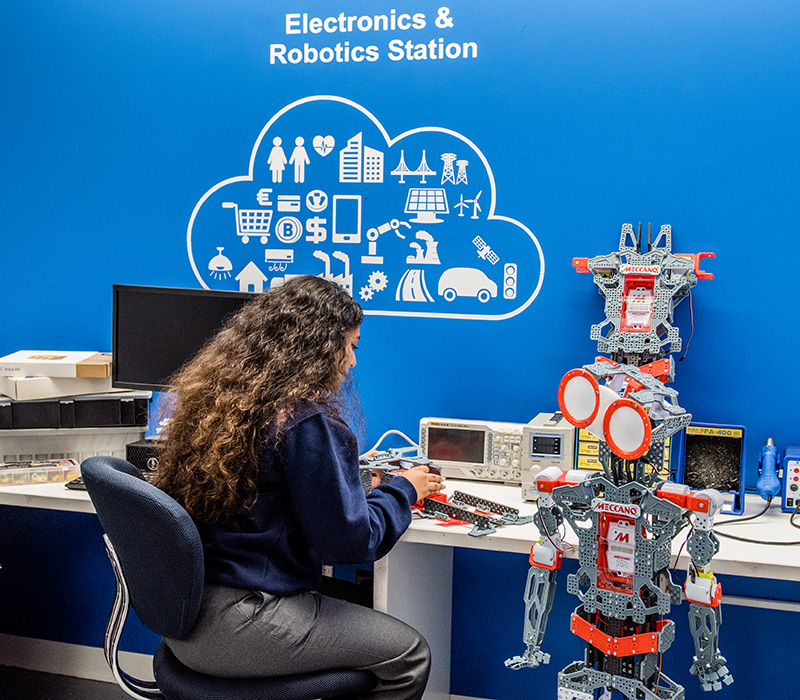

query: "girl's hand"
left=401, top=465, right=445, bottom=501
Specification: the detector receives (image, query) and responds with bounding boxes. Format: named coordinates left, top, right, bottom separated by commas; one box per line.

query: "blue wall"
left=4, top=0, right=799, bottom=466
left=3, top=1, right=799, bottom=697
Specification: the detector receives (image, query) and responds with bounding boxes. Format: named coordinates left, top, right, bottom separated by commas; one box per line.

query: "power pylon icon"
left=441, top=153, right=457, bottom=185
left=456, top=159, right=468, bottom=185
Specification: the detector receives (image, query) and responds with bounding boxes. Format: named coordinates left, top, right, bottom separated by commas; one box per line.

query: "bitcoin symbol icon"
left=275, top=216, right=303, bottom=244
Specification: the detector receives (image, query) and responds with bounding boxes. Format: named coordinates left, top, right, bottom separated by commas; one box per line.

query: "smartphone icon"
left=332, top=195, right=362, bottom=244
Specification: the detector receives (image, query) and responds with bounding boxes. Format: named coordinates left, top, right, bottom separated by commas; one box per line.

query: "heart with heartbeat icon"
left=312, top=135, right=335, bottom=156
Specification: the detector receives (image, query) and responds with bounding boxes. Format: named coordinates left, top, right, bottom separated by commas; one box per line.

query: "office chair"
left=80, top=455, right=377, bottom=700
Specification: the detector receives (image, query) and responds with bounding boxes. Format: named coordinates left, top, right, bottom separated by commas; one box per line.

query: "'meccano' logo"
left=620, top=264, right=660, bottom=275
left=591, top=498, right=641, bottom=518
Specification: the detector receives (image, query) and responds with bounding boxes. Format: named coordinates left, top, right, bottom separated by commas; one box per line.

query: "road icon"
left=396, top=269, right=434, bottom=302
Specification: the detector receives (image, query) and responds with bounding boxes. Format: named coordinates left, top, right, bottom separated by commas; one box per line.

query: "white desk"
left=2, top=479, right=799, bottom=700
left=0, top=480, right=95, bottom=514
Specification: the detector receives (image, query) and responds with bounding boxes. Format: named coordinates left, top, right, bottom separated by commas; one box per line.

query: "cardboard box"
left=0, top=374, right=117, bottom=401
left=0, top=351, right=112, bottom=378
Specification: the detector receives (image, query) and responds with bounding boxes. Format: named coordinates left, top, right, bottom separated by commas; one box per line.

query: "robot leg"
left=504, top=564, right=557, bottom=669
left=688, top=602, right=734, bottom=691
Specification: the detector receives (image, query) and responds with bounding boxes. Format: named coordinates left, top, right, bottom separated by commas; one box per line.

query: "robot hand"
left=689, top=653, right=733, bottom=692
left=504, top=645, right=551, bottom=670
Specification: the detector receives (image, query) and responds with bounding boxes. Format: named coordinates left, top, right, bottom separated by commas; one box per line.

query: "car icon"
left=438, top=267, right=497, bottom=303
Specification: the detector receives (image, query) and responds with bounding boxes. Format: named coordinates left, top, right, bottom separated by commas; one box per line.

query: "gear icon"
left=359, top=285, right=375, bottom=301
left=368, top=270, right=389, bottom=292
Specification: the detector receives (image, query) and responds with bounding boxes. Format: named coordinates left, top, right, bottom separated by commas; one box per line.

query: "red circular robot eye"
left=558, top=369, right=600, bottom=428
left=603, top=399, right=652, bottom=460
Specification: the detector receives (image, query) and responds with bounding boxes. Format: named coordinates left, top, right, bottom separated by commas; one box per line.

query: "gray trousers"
left=164, top=584, right=431, bottom=700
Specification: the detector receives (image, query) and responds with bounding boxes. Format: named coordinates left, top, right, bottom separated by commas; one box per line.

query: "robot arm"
left=683, top=490, right=734, bottom=692
left=505, top=468, right=564, bottom=670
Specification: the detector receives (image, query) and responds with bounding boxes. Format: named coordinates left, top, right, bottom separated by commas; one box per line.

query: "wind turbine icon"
left=455, top=190, right=482, bottom=219
left=467, top=190, right=482, bottom=219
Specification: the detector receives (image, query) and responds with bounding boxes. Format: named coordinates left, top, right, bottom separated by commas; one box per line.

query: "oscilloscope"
left=419, top=414, right=576, bottom=495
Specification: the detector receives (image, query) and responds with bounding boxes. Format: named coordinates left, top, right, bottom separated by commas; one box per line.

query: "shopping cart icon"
left=222, top=201, right=273, bottom=244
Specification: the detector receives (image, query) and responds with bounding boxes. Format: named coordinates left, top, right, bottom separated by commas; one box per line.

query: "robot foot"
left=690, top=659, right=734, bottom=691
left=504, top=647, right=551, bottom=670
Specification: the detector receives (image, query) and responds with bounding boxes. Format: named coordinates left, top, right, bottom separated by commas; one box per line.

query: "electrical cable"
left=556, top=518, right=576, bottom=553
left=655, top=613, right=664, bottom=693
left=535, top=504, right=565, bottom=552
left=678, top=288, right=694, bottom=362
left=714, top=496, right=772, bottom=526
left=791, top=502, right=800, bottom=531
left=362, top=429, right=419, bottom=457
left=714, top=530, right=800, bottom=546
left=671, top=518, right=693, bottom=571
left=714, top=500, right=800, bottom=545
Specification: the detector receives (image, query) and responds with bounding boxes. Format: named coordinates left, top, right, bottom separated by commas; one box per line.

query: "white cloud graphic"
left=187, top=95, right=544, bottom=320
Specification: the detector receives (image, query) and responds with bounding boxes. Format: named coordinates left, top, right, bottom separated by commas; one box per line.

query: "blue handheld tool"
left=756, top=438, right=781, bottom=501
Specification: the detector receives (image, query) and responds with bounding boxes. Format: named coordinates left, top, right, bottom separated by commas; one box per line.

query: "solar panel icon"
left=405, top=187, right=449, bottom=224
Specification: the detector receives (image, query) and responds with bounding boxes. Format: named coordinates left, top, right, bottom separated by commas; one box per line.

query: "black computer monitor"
left=112, top=285, right=256, bottom=391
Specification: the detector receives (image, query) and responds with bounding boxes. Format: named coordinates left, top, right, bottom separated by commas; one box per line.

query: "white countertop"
left=2, top=475, right=798, bottom=580
left=403, top=479, right=800, bottom=581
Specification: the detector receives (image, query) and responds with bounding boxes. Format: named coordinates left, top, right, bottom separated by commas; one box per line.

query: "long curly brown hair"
left=153, top=276, right=363, bottom=524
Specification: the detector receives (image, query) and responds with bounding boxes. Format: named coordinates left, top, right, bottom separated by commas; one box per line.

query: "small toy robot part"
left=419, top=490, right=533, bottom=537
left=360, top=450, right=530, bottom=536
left=506, top=224, right=732, bottom=698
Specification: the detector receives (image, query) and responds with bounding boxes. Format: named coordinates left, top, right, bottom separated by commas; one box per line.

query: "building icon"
left=339, top=132, right=384, bottom=183
left=364, top=145, right=384, bottom=182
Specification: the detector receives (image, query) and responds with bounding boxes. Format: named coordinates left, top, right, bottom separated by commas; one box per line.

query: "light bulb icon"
left=208, top=247, right=232, bottom=280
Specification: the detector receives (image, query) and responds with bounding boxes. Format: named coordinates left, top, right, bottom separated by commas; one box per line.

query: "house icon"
left=236, top=261, right=268, bottom=293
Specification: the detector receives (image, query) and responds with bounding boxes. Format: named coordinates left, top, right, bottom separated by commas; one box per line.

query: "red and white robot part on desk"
left=360, top=448, right=533, bottom=536
left=505, top=224, right=732, bottom=698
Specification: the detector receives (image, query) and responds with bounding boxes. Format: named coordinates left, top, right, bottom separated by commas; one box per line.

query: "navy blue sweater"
left=198, top=401, right=417, bottom=595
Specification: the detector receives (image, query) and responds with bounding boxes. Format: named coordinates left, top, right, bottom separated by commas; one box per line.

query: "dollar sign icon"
left=305, top=216, right=327, bottom=243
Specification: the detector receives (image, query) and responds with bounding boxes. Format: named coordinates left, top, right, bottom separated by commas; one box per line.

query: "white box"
left=0, top=375, right=118, bottom=401
left=0, top=351, right=112, bottom=378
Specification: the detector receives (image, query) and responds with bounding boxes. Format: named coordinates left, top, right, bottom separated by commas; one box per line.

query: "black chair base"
left=153, top=643, right=378, bottom=700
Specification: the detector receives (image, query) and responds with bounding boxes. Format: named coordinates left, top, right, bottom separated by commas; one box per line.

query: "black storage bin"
left=0, top=392, right=150, bottom=430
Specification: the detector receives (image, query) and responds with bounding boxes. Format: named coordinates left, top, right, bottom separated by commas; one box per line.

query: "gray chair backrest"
left=81, top=455, right=204, bottom=639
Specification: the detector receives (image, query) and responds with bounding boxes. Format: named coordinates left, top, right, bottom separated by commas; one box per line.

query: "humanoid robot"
left=505, top=224, right=733, bottom=699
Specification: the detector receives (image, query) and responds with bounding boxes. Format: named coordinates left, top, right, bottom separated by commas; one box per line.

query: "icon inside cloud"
left=187, top=95, right=544, bottom=320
